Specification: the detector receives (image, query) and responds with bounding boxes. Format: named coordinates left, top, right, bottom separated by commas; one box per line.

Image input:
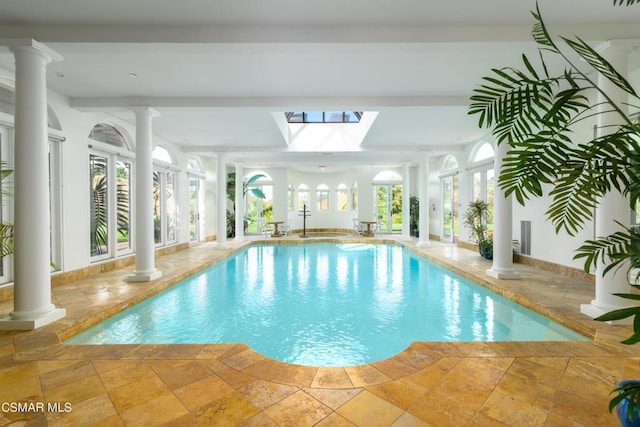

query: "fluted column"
left=0, top=40, right=65, bottom=330
left=127, top=107, right=162, bottom=282
left=217, top=153, right=228, bottom=248
left=582, top=42, right=632, bottom=319
left=487, top=140, right=520, bottom=279
left=417, top=153, right=430, bottom=247
left=401, top=162, right=411, bottom=240
left=234, top=163, right=244, bottom=241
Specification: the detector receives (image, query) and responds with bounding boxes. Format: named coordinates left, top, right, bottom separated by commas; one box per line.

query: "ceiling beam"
left=70, top=96, right=470, bottom=111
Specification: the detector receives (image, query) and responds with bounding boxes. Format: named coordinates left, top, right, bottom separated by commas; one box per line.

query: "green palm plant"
left=0, top=163, right=13, bottom=258
left=90, top=157, right=130, bottom=255
left=226, top=172, right=266, bottom=237
left=468, top=0, right=640, bottom=421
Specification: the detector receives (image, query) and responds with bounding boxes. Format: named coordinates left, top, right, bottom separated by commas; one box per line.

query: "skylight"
left=285, top=111, right=363, bottom=123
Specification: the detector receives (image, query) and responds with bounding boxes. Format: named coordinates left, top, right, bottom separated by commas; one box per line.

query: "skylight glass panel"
left=285, top=111, right=364, bottom=124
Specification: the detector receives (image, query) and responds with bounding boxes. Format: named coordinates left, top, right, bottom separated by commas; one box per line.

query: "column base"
left=127, top=270, right=162, bottom=282
left=581, top=301, right=634, bottom=324
left=0, top=307, right=66, bottom=331
left=416, top=239, right=430, bottom=248
left=233, top=236, right=244, bottom=243
left=486, top=267, right=520, bottom=280
left=216, top=242, right=229, bottom=249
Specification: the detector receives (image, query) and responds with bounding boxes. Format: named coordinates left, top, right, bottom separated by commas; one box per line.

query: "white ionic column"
left=234, top=163, right=244, bottom=241
left=582, top=42, right=632, bottom=319
left=127, top=107, right=162, bottom=282
left=487, top=141, right=520, bottom=279
left=401, top=162, right=411, bottom=240
left=0, top=40, right=66, bottom=330
left=417, top=153, right=430, bottom=247
left=217, top=153, right=228, bottom=248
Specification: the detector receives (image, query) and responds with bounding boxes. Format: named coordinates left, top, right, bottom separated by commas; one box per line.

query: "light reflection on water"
left=65, top=243, right=587, bottom=366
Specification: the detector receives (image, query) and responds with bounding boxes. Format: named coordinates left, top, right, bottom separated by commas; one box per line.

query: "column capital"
left=3, top=39, right=63, bottom=62
left=131, top=106, right=160, bottom=118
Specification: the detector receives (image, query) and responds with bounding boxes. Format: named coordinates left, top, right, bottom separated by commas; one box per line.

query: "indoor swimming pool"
left=66, top=242, right=587, bottom=367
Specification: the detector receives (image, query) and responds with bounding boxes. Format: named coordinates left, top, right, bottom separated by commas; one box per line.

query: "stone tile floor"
left=0, top=236, right=639, bottom=426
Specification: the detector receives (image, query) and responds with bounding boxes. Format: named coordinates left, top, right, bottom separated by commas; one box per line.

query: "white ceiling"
left=0, top=0, right=639, bottom=170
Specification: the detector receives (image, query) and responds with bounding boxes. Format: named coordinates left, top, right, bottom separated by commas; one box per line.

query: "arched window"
left=352, top=182, right=358, bottom=210
left=298, top=184, right=310, bottom=210
left=373, top=170, right=402, bottom=182
left=152, top=145, right=173, bottom=163
left=316, top=184, right=329, bottom=211
left=0, top=84, right=62, bottom=130
left=468, top=142, right=495, bottom=232
left=187, top=157, right=202, bottom=172
left=288, top=185, right=294, bottom=211
left=442, top=155, right=459, bottom=172
left=336, top=183, right=348, bottom=210
left=472, top=142, right=495, bottom=162
left=88, top=123, right=134, bottom=261
left=89, top=123, right=129, bottom=149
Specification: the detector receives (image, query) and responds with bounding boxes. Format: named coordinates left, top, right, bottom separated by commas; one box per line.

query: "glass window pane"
left=304, top=112, right=323, bottom=123
left=317, top=184, right=329, bottom=211
left=298, top=184, right=310, bottom=210
left=89, top=124, right=127, bottom=148
left=287, top=112, right=303, bottom=123
left=116, top=160, right=131, bottom=253
left=337, top=184, right=348, bottom=210
left=352, top=183, right=358, bottom=210
left=324, top=112, right=344, bottom=123
left=474, top=142, right=494, bottom=162
left=166, top=172, right=176, bottom=242
left=473, top=172, right=481, bottom=201
left=152, top=146, right=172, bottom=163
left=90, top=154, right=109, bottom=256
left=153, top=171, right=162, bottom=244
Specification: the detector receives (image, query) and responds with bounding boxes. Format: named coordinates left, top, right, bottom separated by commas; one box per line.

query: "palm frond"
left=613, top=0, right=640, bottom=5
left=563, top=36, right=638, bottom=98
left=0, top=223, right=14, bottom=259
left=574, top=228, right=635, bottom=274
left=530, top=4, right=558, bottom=51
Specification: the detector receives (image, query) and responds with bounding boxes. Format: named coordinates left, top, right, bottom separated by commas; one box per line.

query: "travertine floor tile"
left=337, top=390, right=404, bottom=427
left=264, top=390, right=332, bottom=427
left=1, top=239, right=638, bottom=426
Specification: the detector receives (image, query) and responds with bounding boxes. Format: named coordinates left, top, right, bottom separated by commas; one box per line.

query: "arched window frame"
left=88, top=123, right=135, bottom=261
left=298, top=184, right=310, bottom=211
left=288, top=184, right=294, bottom=211
left=316, top=184, right=329, bottom=211
left=336, top=183, right=348, bottom=211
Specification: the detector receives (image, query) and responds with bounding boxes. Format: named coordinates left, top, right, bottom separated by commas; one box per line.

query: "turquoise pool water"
left=66, top=243, right=587, bottom=366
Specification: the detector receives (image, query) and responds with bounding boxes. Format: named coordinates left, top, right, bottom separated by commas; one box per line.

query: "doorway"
left=441, top=174, right=459, bottom=242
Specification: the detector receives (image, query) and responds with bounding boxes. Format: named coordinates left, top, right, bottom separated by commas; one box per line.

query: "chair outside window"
left=282, top=218, right=292, bottom=236
left=353, top=218, right=364, bottom=235
left=259, top=220, right=272, bottom=238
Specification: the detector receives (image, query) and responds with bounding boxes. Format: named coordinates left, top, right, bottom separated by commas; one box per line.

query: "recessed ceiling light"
left=56, top=72, right=65, bottom=78
left=129, top=73, right=138, bottom=78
